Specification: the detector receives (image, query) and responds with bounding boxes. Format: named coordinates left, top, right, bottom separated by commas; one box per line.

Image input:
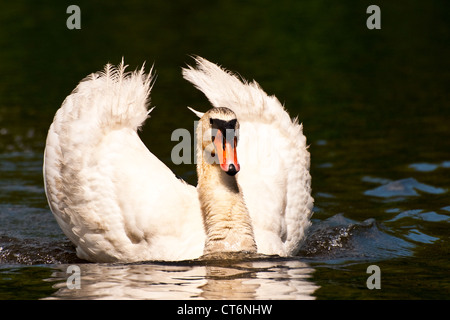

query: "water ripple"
left=409, top=161, right=450, bottom=172
left=299, top=214, right=413, bottom=263
left=0, top=236, right=80, bottom=265
left=364, top=177, right=446, bottom=199
left=387, top=210, right=450, bottom=223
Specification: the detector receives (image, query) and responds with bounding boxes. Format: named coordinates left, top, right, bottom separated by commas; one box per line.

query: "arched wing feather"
left=182, top=57, right=313, bottom=255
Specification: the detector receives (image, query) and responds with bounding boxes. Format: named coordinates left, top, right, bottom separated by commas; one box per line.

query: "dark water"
left=0, top=0, right=449, bottom=299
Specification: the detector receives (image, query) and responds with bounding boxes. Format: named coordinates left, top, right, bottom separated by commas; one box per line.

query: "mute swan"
left=43, top=57, right=313, bottom=262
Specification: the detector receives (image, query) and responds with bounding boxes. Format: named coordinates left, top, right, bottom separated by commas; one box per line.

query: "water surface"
left=0, top=0, right=449, bottom=300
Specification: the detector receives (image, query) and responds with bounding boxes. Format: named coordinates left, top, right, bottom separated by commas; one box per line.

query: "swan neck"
left=197, top=163, right=257, bottom=255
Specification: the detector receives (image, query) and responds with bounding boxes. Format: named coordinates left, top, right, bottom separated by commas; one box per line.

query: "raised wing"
left=44, top=62, right=204, bottom=262
left=182, top=57, right=313, bottom=255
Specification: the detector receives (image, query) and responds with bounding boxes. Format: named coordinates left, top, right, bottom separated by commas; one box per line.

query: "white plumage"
left=43, top=57, right=313, bottom=262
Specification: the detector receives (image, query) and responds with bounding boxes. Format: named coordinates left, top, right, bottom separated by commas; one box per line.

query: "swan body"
left=43, top=57, right=313, bottom=262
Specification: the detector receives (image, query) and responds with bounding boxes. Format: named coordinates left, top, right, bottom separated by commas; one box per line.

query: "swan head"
left=191, top=107, right=240, bottom=176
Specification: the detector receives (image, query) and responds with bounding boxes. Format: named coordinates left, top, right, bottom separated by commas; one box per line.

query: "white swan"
left=43, top=57, right=313, bottom=262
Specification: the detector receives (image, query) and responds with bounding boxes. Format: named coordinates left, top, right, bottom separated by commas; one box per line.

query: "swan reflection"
left=46, top=259, right=318, bottom=300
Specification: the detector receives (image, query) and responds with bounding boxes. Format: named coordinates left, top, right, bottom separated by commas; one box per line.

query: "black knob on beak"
left=226, top=164, right=238, bottom=176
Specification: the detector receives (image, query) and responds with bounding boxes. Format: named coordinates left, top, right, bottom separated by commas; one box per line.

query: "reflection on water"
left=46, top=259, right=318, bottom=300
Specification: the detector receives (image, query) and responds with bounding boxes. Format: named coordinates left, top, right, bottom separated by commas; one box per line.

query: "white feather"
left=44, top=57, right=313, bottom=262
left=187, top=106, right=205, bottom=118
left=182, top=57, right=314, bottom=255
left=44, top=63, right=204, bottom=262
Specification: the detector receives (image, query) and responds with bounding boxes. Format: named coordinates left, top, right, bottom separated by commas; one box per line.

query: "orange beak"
left=213, top=129, right=240, bottom=176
